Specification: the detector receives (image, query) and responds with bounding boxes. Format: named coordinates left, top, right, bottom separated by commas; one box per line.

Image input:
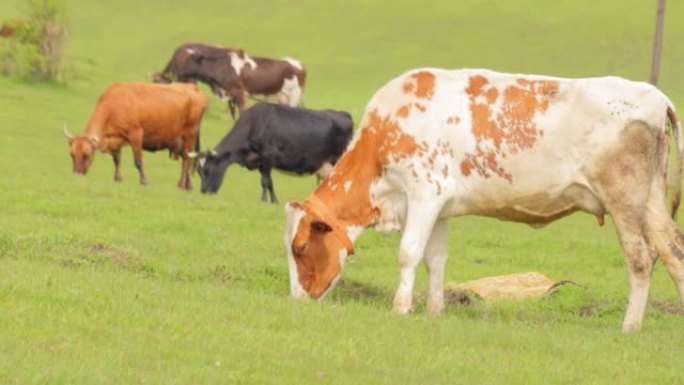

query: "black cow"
left=153, top=43, right=306, bottom=118
left=192, top=103, right=353, bottom=203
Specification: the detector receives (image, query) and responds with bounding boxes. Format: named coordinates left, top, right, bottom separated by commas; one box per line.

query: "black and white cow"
left=193, top=103, right=353, bottom=203
left=153, top=43, right=306, bottom=118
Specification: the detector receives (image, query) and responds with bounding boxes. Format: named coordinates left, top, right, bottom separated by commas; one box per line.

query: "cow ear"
left=286, top=202, right=304, bottom=212
left=311, top=221, right=332, bottom=233
left=205, top=149, right=220, bottom=159
left=292, top=213, right=311, bottom=254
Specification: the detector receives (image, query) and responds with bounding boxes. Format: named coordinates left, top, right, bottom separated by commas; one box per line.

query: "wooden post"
left=649, top=0, right=666, bottom=86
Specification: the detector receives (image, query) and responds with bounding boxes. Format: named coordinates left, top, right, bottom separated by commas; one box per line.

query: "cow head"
left=284, top=199, right=355, bottom=299
left=154, top=48, right=208, bottom=85
left=63, top=125, right=97, bottom=175
left=190, top=149, right=230, bottom=194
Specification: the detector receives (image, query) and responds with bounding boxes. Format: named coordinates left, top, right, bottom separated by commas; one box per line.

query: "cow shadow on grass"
left=327, top=279, right=394, bottom=307
left=326, top=280, right=477, bottom=310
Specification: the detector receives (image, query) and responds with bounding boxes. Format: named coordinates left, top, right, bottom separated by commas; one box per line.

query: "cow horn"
left=63, top=123, right=75, bottom=140
left=210, top=149, right=218, bottom=156
left=187, top=151, right=198, bottom=158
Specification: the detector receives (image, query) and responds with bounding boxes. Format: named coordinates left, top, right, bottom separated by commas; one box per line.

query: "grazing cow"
left=153, top=43, right=306, bottom=118
left=284, top=68, right=684, bottom=332
left=193, top=103, right=353, bottom=203
left=63, top=82, right=206, bottom=190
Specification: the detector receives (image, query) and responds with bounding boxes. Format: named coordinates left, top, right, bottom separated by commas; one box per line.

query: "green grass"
left=1, top=0, right=684, bottom=384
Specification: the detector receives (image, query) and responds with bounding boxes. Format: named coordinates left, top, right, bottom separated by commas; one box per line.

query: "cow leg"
left=611, top=213, right=657, bottom=333
left=393, top=200, right=443, bottom=314
left=129, top=133, right=147, bottom=185
left=178, top=154, right=192, bottom=190
left=640, top=130, right=684, bottom=315
left=134, top=154, right=147, bottom=185
left=614, top=195, right=684, bottom=332
left=177, top=132, right=195, bottom=191
left=259, top=165, right=277, bottom=203
left=423, top=218, right=449, bottom=315
left=229, top=89, right=247, bottom=119
left=644, top=193, right=684, bottom=320
left=112, top=150, right=122, bottom=181
left=616, top=124, right=684, bottom=331
left=589, top=120, right=668, bottom=332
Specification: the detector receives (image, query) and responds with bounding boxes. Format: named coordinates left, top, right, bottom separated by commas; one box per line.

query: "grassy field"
left=1, top=0, right=684, bottom=384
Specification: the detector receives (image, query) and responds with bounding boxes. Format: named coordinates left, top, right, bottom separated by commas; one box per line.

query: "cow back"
left=90, top=82, right=206, bottom=152
left=231, top=103, right=352, bottom=174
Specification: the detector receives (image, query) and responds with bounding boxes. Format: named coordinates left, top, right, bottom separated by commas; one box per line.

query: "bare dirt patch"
left=651, top=300, right=684, bottom=315
left=60, top=242, right=141, bottom=269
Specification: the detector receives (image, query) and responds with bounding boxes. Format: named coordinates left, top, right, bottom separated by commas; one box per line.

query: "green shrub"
left=0, top=38, right=43, bottom=78
left=0, top=0, right=67, bottom=81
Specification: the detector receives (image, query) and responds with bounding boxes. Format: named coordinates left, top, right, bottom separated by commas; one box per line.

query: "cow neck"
left=82, top=108, right=107, bottom=145
left=302, top=113, right=390, bottom=252
left=313, top=186, right=376, bottom=228
left=305, top=174, right=378, bottom=256
left=304, top=194, right=356, bottom=255
left=310, top=125, right=383, bottom=230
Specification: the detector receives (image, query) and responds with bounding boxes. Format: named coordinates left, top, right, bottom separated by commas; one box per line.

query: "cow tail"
left=667, top=106, right=683, bottom=218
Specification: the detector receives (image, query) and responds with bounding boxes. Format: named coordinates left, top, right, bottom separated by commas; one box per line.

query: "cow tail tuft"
left=667, top=106, right=683, bottom=218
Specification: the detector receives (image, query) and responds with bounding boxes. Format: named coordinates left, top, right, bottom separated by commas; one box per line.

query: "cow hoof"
left=392, top=295, right=413, bottom=315
left=426, top=301, right=444, bottom=316
left=621, top=322, right=642, bottom=333
left=393, top=305, right=412, bottom=315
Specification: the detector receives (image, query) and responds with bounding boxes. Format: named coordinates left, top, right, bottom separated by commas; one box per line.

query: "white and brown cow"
left=284, top=68, right=684, bottom=332
left=153, top=43, right=306, bottom=118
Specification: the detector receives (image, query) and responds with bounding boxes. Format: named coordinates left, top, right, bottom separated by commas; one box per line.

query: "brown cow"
left=63, top=82, right=206, bottom=190
left=153, top=43, right=306, bottom=118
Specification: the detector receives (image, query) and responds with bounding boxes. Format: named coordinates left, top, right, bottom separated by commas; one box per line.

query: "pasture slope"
left=1, top=0, right=683, bottom=383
